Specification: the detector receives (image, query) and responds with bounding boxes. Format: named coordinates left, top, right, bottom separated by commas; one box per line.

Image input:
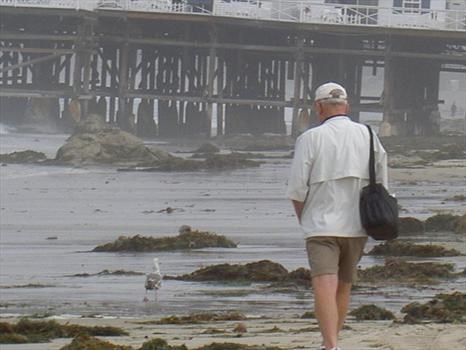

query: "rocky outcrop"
left=55, top=114, right=262, bottom=170
left=55, top=114, right=172, bottom=166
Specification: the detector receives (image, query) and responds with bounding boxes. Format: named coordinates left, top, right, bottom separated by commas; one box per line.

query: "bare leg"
left=336, top=281, right=352, bottom=333
left=312, top=274, right=339, bottom=349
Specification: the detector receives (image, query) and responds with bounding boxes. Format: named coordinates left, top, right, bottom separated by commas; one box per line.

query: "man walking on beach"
left=287, top=82, right=388, bottom=350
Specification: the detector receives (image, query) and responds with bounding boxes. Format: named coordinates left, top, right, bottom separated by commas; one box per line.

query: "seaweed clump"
left=193, top=143, right=220, bottom=154
left=425, top=214, right=460, bottom=232
left=140, top=338, right=187, bottom=350
left=155, top=312, right=246, bottom=325
left=398, top=217, right=424, bottom=234
left=174, top=260, right=288, bottom=282
left=401, top=292, right=466, bottom=324
left=196, top=344, right=283, bottom=350
left=368, top=240, right=461, bottom=257
left=93, top=229, right=237, bottom=252
left=59, top=336, right=285, bottom=350
left=60, top=334, right=132, bottom=350
left=358, top=258, right=456, bottom=284
left=398, top=214, right=466, bottom=234
left=0, top=318, right=127, bottom=344
left=0, top=150, right=47, bottom=164
left=203, top=153, right=262, bottom=170
left=349, top=305, right=395, bottom=321
left=167, top=260, right=310, bottom=287
left=455, top=214, right=466, bottom=234
left=124, top=153, right=262, bottom=172
left=69, top=270, right=145, bottom=277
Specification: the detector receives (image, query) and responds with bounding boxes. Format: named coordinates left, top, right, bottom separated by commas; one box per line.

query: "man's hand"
left=292, top=200, right=305, bottom=222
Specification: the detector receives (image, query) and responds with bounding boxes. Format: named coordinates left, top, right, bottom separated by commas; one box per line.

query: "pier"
left=0, top=0, right=465, bottom=137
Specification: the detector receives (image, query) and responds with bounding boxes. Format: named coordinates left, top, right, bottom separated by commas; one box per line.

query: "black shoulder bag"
left=359, top=125, right=399, bottom=240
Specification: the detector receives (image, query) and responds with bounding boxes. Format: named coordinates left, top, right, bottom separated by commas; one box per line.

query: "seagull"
left=144, top=257, right=162, bottom=302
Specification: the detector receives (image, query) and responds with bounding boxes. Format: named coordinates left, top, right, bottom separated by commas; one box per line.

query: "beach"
left=0, top=315, right=465, bottom=349
left=0, top=128, right=465, bottom=349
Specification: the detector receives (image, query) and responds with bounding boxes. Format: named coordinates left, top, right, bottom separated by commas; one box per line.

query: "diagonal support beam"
left=0, top=53, right=71, bottom=74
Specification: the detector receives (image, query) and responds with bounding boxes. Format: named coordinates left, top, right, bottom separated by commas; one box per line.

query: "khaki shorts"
left=305, top=236, right=367, bottom=284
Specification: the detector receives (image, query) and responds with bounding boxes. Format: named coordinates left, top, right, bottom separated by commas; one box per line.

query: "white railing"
left=0, top=0, right=465, bottom=32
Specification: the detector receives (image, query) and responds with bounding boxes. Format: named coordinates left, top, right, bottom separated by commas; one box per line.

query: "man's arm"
left=287, top=136, right=312, bottom=223
left=292, top=200, right=305, bottom=222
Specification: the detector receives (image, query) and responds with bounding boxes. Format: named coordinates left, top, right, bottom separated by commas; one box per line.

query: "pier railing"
left=1, top=0, right=465, bottom=32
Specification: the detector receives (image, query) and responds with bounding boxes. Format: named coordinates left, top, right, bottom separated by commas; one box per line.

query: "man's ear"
left=345, top=103, right=350, bottom=114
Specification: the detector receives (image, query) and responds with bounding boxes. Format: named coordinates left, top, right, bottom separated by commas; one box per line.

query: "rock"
left=55, top=114, right=171, bottom=166
left=401, top=292, right=466, bottom=324
left=399, top=217, right=424, bottom=234
left=349, top=304, right=396, bottom=321
left=92, top=230, right=237, bottom=252
left=73, top=113, right=108, bottom=134
left=0, top=150, right=47, bottom=164
left=454, top=214, right=466, bottom=234
left=425, top=214, right=460, bottom=232
left=368, top=240, right=461, bottom=257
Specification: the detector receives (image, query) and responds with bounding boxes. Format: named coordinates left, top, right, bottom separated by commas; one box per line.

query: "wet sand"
left=0, top=131, right=465, bottom=349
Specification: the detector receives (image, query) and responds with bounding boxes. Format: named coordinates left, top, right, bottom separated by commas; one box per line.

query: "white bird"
left=144, top=258, right=162, bottom=302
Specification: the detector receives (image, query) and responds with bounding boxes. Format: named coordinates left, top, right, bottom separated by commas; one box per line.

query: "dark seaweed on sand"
left=0, top=319, right=127, bottom=344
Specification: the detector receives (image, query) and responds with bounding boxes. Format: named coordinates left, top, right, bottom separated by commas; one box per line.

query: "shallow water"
left=0, top=131, right=465, bottom=318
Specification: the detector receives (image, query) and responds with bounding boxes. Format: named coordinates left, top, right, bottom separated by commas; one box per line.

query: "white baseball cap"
left=314, top=82, right=347, bottom=102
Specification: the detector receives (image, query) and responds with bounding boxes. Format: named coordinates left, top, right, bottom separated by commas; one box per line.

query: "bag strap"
left=365, top=124, right=376, bottom=187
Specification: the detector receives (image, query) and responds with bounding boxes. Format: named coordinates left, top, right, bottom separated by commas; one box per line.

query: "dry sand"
left=1, top=316, right=465, bottom=350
